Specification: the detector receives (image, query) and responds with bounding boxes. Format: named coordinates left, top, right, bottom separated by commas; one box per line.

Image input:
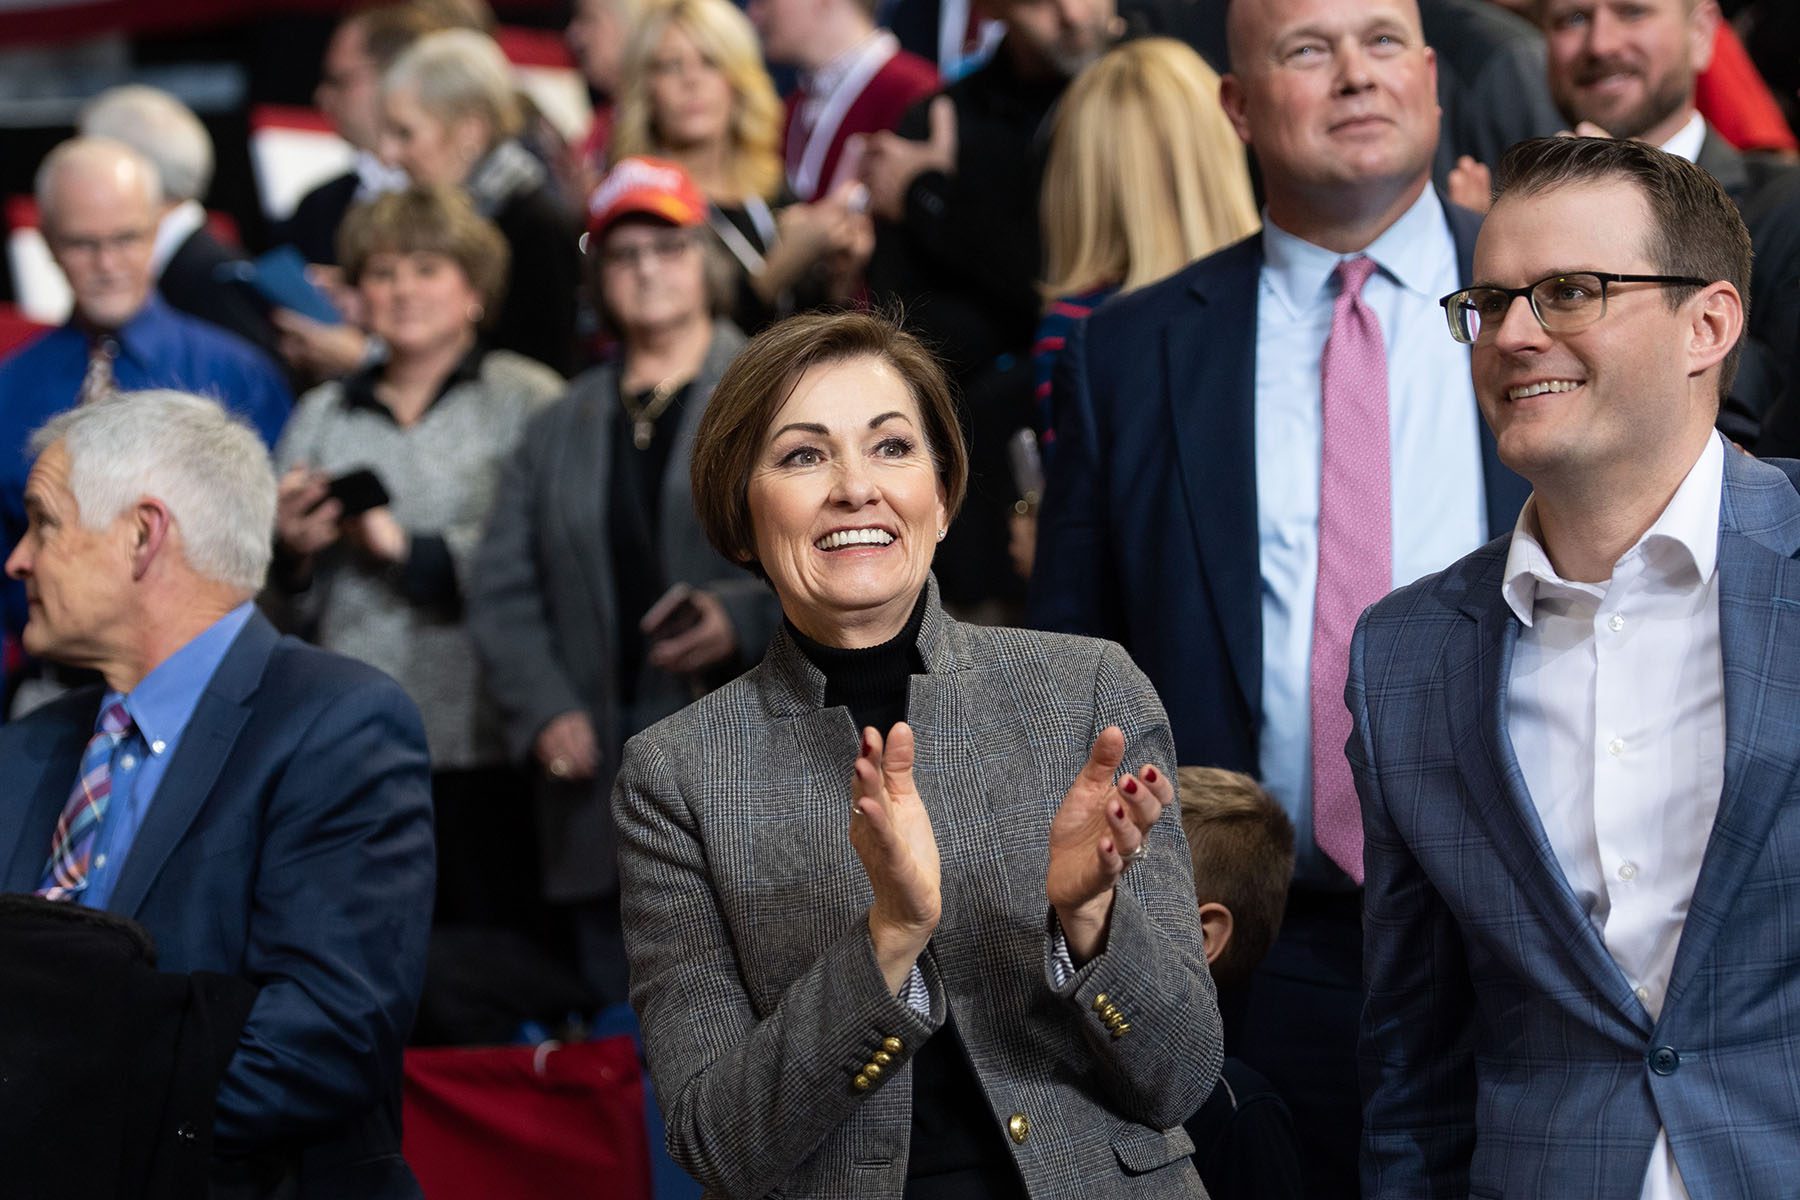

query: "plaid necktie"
left=77, top=335, right=118, bottom=405
left=36, top=699, right=134, bottom=902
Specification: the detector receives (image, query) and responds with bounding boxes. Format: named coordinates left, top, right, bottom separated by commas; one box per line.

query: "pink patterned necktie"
left=36, top=699, right=134, bottom=902
left=1311, top=255, right=1390, bottom=886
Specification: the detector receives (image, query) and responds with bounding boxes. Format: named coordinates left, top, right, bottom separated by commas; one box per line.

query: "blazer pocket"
left=1111, top=1124, right=1196, bottom=1175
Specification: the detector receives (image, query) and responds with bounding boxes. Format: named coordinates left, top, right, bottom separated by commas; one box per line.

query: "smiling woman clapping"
left=611, top=309, right=1222, bottom=1199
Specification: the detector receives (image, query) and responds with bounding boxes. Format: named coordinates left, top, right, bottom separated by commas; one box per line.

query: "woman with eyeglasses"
left=467, top=158, right=780, bottom=1004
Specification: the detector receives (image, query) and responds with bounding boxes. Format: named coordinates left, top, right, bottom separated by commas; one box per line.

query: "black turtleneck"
left=785, top=587, right=928, bottom=736
left=788, top=588, right=1027, bottom=1197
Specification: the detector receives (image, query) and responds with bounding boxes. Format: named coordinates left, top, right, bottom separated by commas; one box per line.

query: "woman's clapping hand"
left=1045, top=727, right=1172, bottom=964
left=849, top=722, right=942, bottom=993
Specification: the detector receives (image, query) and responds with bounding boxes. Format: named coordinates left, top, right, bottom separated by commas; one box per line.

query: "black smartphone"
left=326, top=468, right=391, bottom=517
left=643, top=584, right=704, bottom=642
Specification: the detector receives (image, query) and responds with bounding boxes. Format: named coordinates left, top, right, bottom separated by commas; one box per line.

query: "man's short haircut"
left=1493, top=135, right=1754, bottom=400
left=31, top=392, right=277, bottom=593
left=77, top=86, right=214, bottom=205
left=1177, top=766, right=1295, bottom=992
left=33, top=137, right=162, bottom=228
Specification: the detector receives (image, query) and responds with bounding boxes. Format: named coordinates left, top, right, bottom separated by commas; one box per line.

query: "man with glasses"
left=1354, top=135, right=1799, bottom=1197
left=1030, top=0, right=1527, bottom=1191
left=0, top=137, right=290, bottom=710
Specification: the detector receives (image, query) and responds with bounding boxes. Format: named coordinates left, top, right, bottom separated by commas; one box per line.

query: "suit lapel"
left=1448, top=572, right=1648, bottom=1026
left=106, top=616, right=274, bottom=918
left=1663, top=454, right=1800, bottom=1012
left=0, top=695, right=100, bottom=892
left=1167, top=238, right=1263, bottom=718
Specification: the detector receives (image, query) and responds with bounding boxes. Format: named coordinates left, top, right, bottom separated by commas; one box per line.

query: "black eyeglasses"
left=1438, top=271, right=1711, bottom=345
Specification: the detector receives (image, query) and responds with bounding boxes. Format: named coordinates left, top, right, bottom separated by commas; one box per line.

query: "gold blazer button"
left=882, top=1037, right=904, bottom=1054
left=1007, top=1112, right=1030, bottom=1144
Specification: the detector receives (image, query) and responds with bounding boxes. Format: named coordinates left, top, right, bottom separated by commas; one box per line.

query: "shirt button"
left=1617, top=861, right=1638, bottom=882
left=1635, top=985, right=1651, bottom=1004
left=1608, top=614, right=1625, bottom=632
left=119, top=754, right=136, bottom=770
left=94, top=853, right=107, bottom=868
left=1608, top=737, right=1625, bottom=757
left=150, top=739, right=166, bottom=754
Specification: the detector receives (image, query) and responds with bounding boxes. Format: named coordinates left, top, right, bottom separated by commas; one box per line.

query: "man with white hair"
left=0, top=136, right=290, bottom=671
left=79, top=85, right=281, bottom=359
left=0, top=391, right=434, bottom=1198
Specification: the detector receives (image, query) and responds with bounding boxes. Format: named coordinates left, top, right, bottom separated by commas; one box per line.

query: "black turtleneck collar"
left=786, top=586, right=929, bottom=735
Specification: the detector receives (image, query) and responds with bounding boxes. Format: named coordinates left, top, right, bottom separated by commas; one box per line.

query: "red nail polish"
left=1143, top=766, right=1158, bottom=783
left=1123, top=777, right=1138, bottom=795
left=1113, top=804, right=1124, bottom=820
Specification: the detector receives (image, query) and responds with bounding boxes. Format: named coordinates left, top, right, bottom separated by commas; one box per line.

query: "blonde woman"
left=611, top=0, right=870, bottom=330
left=1033, top=38, right=1260, bottom=452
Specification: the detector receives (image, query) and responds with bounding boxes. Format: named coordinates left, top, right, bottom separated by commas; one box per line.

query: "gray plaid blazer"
left=1350, top=448, right=1800, bottom=1198
left=613, top=582, right=1221, bottom=1198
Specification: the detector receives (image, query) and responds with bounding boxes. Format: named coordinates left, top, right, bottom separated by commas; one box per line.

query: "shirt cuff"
left=1047, top=923, right=1077, bottom=990
left=900, top=963, right=930, bottom=1014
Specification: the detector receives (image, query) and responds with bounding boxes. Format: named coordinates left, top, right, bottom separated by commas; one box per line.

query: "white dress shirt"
left=1659, top=111, right=1708, bottom=164
left=1254, top=186, right=1488, bottom=885
left=1502, top=432, right=1728, bottom=1200
left=150, top=198, right=207, bottom=278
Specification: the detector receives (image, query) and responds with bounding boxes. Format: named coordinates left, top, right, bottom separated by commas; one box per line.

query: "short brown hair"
left=690, top=310, right=969, bottom=576
left=1177, top=766, right=1294, bottom=991
left=336, top=184, right=510, bottom=319
left=350, top=0, right=488, bottom=70
left=1493, top=136, right=1753, bottom=401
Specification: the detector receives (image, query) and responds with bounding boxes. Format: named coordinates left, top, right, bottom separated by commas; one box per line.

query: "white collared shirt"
left=150, top=199, right=207, bottom=278
left=1503, top=432, right=1728, bottom=1200
left=1659, top=111, right=1708, bottom=164
left=1253, top=185, right=1488, bottom=885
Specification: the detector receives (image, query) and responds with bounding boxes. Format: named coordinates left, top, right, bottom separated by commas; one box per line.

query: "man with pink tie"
left=1028, top=0, right=1528, bottom=1193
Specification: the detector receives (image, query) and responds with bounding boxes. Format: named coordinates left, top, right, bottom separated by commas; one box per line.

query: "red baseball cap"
left=584, top=156, right=708, bottom=244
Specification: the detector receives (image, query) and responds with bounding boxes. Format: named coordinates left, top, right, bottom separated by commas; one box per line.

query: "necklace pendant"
left=633, top=419, right=654, bottom=450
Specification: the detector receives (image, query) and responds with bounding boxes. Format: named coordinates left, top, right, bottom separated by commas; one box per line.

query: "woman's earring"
left=936, top=528, right=946, bottom=541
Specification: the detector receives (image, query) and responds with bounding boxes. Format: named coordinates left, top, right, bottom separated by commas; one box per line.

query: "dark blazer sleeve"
left=612, top=733, right=942, bottom=1198
left=466, top=406, right=589, bottom=762
left=160, top=230, right=282, bottom=362
left=210, top=671, right=434, bottom=1151
left=1349, top=613, right=1476, bottom=1199
left=1027, top=312, right=1119, bottom=637
left=1044, top=640, right=1223, bottom=1131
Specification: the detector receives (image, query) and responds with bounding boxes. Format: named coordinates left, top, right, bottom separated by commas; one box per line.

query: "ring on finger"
left=1122, top=843, right=1149, bottom=865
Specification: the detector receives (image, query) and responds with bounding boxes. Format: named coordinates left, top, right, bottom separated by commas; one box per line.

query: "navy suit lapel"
left=1663, top=453, right=1800, bottom=1013
left=0, top=696, right=99, bottom=893
left=107, top=615, right=275, bottom=918
left=1447, top=568, right=1649, bottom=1028
left=1167, top=237, right=1263, bottom=719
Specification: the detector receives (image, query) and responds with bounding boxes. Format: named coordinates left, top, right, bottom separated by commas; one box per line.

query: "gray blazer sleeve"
left=1043, top=641, right=1224, bottom=1131
left=613, top=734, right=942, bottom=1198
left=466, top=410, right=586, bottom=761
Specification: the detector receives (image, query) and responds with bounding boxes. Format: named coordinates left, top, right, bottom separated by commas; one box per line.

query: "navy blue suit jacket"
left=1350, top=450, right=1800, bottom=1197
left=1027, top=200, right=1529, bottom=777
left=0, top=613, right=434, bottom=1199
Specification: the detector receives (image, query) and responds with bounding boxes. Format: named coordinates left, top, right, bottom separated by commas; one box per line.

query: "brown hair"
left=1493, top=135, right=1753, bottom=401
left=336, top=184, right=510, bottom=319
left=690, top=310, right=969, bottom=575
left=350, top=0, right=488, bottom=70
left=1177, top=766, right=1295, bottom=991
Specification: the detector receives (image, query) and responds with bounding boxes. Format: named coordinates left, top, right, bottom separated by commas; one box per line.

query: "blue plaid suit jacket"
left=1348, top=448, right=1800, bottom=1199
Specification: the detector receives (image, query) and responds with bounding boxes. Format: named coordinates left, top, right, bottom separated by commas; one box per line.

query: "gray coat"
left=467, top=323, right=779, bottom=902
left=612, top=582, right=1221, bottom=1198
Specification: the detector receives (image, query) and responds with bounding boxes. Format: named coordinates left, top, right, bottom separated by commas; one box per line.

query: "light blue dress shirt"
left=76, top=603, right=256, bottom=910
left=1253, top=188, right=1487, bottom=887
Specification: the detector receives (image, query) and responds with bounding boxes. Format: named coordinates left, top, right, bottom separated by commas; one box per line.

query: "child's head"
left=1177, top=767, right=1295, bottom=991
